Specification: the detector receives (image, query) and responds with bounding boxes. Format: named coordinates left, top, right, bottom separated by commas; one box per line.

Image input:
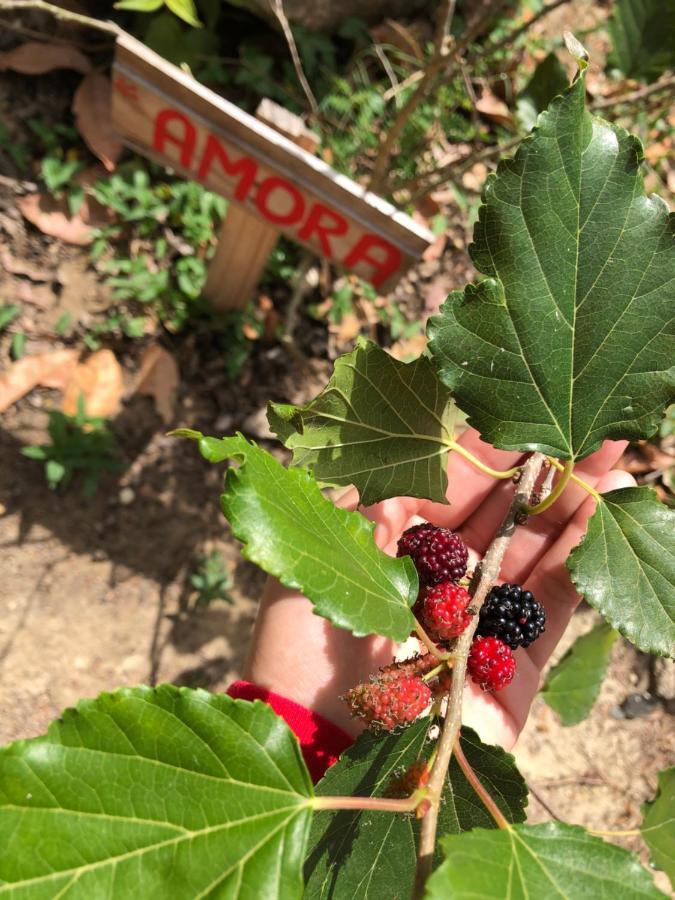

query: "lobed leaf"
left=0, top=686, right=313, bottom=898
left=305, top=722, right=527, bottom=898
left=174, top=430, right=418, bottom=640
left=268, top=339, right=456, bottom=506
left=641, top=768, right=675, bottom=887
left=426, top=823, right=666, bottom=898
left=541, top=620, right=619, bottom=725
left=567, top=487, right=675, bottom=657
left=428, top=67, right=675, bottom=461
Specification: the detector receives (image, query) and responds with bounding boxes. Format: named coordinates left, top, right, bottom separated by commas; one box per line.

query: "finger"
left=523, top=468, right=636, bottom=671
left=336, top=487, right=423, bottom=550
left=461, top=441, right=628, bottom=577
left=484, top=645, right=543, bottom=740
left=417, top=428, right=524, bottom=529
left=461, top=681, right=520, bottom=750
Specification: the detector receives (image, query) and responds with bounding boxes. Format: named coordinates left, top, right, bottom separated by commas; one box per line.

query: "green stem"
left=547, top=457, right=601, bottom=501
left=415, top=622, right=451, bottom=659
left=422, top=662, right=447, bottom=682
left=454, top=740, right=510, bottom=830
left=524, top=458, right=574, bottom=514
left=448, top=440, right=521, bottom=480
left=312, top=792, right=424, bottom=813
left=588, top=827, right=642, bottom=838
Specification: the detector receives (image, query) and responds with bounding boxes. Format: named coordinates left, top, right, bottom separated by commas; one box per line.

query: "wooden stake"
left=204, top=100, right=319, bottom=311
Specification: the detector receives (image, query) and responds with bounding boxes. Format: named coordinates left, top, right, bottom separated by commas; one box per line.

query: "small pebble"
left=118, top=487, right=135, bottom=505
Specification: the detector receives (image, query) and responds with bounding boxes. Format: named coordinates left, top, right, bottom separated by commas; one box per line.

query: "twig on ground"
left=281, top=253, right=314, bottom=364
left=0, top=0, right=119, bottom=34
left=269, top=0, right=320, bottom=123
left=374, top=43, right=399, bottom=96
left=591, top=74, right=675, bottom=110
left=412, top=452, right=546, bottom=899
left=469, top=0, right=571, bottom=60
left=527, top=780, right=563, bottom=822
left=368, top=0, right=456, bottom=193
left=402, top=134, right=522, bottom=202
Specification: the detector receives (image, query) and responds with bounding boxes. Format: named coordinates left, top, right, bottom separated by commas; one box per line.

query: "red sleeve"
left=227, top=680, right=354, bottom=783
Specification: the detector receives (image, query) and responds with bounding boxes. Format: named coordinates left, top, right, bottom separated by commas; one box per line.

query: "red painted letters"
left=198, top=134, right=257, bottom=202
left=255, top=176, right=305, bottom=226
left=149, top=106, right=405, bottom=286
left=298, top=203, right=348, bottom=258
left=343, top=235, right=403, bottom=288
left=153, top=109, right=196, bottom=168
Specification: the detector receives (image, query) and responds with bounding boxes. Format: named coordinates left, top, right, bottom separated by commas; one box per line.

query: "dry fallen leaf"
left=0, top=42, right=92, bottom=75
left=18, top=193, right=108, bottom=245
left=0, top=248, right=52, bottom=281
left=389, top=332, right=427, bottom=361
left=0, top=349, right=79, bottom=412
left=133, top=344, right=179, bottom=424
left=73, top=71, right=122, bottom=172
left=62, top=349, right=124, bottom=418
left=476, top=90, right=515, bottom=129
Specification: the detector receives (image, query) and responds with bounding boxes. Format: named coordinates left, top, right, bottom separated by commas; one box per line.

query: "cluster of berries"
left=398, top=523, right=545, bottom=692
left=343, top=523, right=546, bottom=730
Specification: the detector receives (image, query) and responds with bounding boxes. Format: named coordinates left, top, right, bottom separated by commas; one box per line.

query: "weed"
left=189, top=550, right=233, bottom=607
left=21, top=397, right=124, bottom=497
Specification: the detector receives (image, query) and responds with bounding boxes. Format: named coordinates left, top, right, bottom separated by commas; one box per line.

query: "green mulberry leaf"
left=641, top=768, right=675, bottom=887
left=173, top=430, right=418, bottom=640
left=426, top=823, right=666, bottom=899
left=0, top=687, right=312, bottom=898
left=541, top=621, right=619, bottom=725
left=609, top=0, right=675, bottom=82
left=567, top=486, right=675, bottom=657
left=428, top=66, right=675, bottom=461
left=305, top=722, right=527, bottom=898
left=268, top=339, right=456, bottom=506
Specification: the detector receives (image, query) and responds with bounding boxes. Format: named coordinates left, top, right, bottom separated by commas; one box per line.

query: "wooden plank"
left=204, top=101, right=320, bottom=310
left=112, top=31, right=433, bottom=292
left=204, top=207, right=280, bottom=310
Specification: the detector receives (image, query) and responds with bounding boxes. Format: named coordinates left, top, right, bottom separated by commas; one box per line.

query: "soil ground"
left=0, top=2, right=673, bottom=894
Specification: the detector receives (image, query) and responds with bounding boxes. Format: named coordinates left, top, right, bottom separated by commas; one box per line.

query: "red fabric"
left=227, top=680, right=354, bottom=783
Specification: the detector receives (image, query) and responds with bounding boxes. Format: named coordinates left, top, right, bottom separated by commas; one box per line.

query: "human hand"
left=242, top=429, right=634, bottom=747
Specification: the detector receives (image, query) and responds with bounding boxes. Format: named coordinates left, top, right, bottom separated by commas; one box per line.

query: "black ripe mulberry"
left=477, top=583, right=546, bottom=649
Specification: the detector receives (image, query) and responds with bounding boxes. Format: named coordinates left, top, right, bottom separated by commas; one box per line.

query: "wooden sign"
left=112, top=32, right=433, bottom=307
left=203, top=100, right=320, bottom=310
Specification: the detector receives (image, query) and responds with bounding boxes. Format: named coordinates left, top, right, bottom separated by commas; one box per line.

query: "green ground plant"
left=189, top=550, right=234, bottom=607
left=21, top=397, right=124, bottom=496
left=1, top=38, right=673, bottom=897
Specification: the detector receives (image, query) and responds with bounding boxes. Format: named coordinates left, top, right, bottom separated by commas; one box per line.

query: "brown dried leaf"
left=331, top=311, right=362, bottom=344
left=17, top=193, right=108, bottom=245
left=72, top=71, right=122, bottom=172
left=0, top=349, right=79, bottom=412
left=62, top=349, right=124, bottom=418
left=389, top=332, right=427, bottom=361
left=0, top=42, right=91, bottom=75
left=133, top=344, right=179, bottom=424
left=423, top=274, right=452, bottom=315
left=476, top=90, right=515, bottom=128
left=0, top=248, right=52, bottom=281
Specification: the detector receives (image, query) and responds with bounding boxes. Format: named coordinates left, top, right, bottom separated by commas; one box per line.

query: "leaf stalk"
left=453, top=739, right=510, bottom=829
left=547, top=457, right=601, bottom=501
left=524, top=458, right=574, bottom=514
left=312, top=790, right=426, bottom=814
left=448, top=440, right=521, bottom=480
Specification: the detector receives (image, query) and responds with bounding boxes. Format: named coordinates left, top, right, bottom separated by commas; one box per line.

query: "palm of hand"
left=244, top=429, right=632, bottom=746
